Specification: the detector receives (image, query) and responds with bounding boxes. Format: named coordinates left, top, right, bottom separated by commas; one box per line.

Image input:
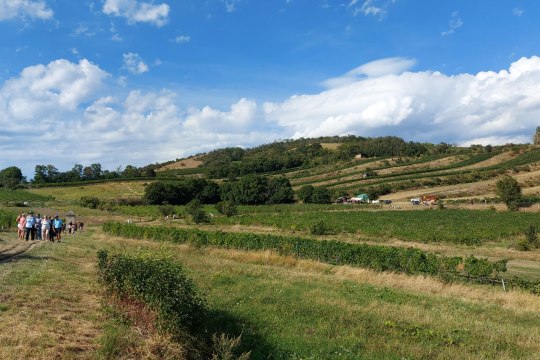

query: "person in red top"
left=17, top=213, right=26, bottom=240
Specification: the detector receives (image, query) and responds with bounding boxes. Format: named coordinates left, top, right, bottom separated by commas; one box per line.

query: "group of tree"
left=144, top=175, right=295, bottom=206
left=32, top=163, right=157, bottom=184
left=198, top=136, right=436, bottom=179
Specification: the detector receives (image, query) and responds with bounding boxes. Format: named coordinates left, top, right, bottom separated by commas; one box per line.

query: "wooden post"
left=501, top=278, right=506, bottom=292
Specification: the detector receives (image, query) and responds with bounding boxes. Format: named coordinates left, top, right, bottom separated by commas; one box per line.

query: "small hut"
left=66, top=211, right=76, bottom=225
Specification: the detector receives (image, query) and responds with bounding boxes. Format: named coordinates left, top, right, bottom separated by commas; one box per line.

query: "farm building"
left=354, top=153, right=369, bottom=159
left=421, top=195, right=438, bottom=205
left=350, top=194, right=370, bottom=203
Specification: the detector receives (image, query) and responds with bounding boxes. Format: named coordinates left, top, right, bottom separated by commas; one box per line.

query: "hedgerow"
left=103, top=222, right=502, bottom=279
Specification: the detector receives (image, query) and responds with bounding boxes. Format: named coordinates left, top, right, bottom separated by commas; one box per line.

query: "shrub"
left=97, top=250, right=206, bottom=334
left=518, top=225, right=539, bottom=251
left=80, top=196, right=100, bottom=209
left=215, top=201, right=238, bottom=217
left=309, top=220, right=330, bottom=235
left=185, top=200, right=209, bottom=224
left=158, top=204, right=176, bottom=217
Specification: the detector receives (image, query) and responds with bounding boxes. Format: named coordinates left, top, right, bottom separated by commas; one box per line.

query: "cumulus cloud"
left=0, top=0, right=53, bottom=21
left=103, top=0, right=170, bottom=27
left=0, top=59, right=108, bottom=123
left=183, top=98, right=258, bottom=133
left=2, top=56, right=540, bottom=177
left=123, top=53, right=149, bottom=74
left=441, top=11, right=463, bottom=36
left=264, top=56, right=540, bottom=144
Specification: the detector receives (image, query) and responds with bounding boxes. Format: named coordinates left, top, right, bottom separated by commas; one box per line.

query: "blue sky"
left=1, top=0, right=539, bottom=177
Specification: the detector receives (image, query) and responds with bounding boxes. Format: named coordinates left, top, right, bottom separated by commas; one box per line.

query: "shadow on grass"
left=202, top=309, right=279, bottom=359
left=0, top=254, right=57, bottom=264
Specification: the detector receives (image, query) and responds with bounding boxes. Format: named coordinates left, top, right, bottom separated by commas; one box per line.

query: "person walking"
left=25, top=211, right=36, bottom=241
left=53, top=215, right=63, bottom=241
left=41, top=216, right=50, bottom=241
left=35, top=214, right=42, bottom=240
left=17, top=213, right=25, bottom=240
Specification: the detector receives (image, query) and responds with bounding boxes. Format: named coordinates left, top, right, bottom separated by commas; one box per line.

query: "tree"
left=297, top=185, right=315, bottom=203
left=0, top=166, right=23, bottom=188
left=311, top=187, right=332, bottom=204
left=534, top=126, right=540, bottom=145
left=495, top=176, right=522, bottom=210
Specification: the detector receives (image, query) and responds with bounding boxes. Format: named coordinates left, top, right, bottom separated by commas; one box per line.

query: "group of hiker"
left=15, top=211, right=83, bottom=242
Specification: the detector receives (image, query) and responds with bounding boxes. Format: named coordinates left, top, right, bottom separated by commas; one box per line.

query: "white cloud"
left=323, top=57, right=416, bottom=88
left=2, top=56, right=540, bottom=178
left=0, top=59, right=109, bottom=123
left=220, top=0, right=241, bottom=13
left=123, top=53, right=149, bottom=74
left=174, top=35, right=191, bottom=44
left=348, top=0, right=394, bottom=19
left=513, top=8, right=524, bottom=17
left=183, top=98, right=258, bottom=133
left=0, top=0, right=53, bottom=20
left=103, top=0, right=170, bottom=27
left=441, top=11, right=463, bottom=36
left=263, top=56, right=540, bottom=144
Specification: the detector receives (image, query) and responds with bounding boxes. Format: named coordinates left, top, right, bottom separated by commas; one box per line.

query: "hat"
left=28, top=210, right=34, bottom=214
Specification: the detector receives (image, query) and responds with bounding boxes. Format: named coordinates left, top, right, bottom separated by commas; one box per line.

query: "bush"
left=518, top=225, right=539, bottom=251
left=215, top=201, right=238, bottom=217
left=309, top=220, right=330, bottom=235
left=158, top=204, right=176, bottom=217
left=185, top=200, right=209, bottom=224
left=97, top=250, right=207, bottom=334
left=80, top=196, right=100, bottom=209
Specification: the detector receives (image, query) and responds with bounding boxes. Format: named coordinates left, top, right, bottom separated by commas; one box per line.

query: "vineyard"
left=213, top=208, right=540, bottom=245
left=1, top=141, right=540, bottom=358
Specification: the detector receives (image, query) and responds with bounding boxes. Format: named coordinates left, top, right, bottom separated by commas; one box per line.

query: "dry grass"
left=320, top=143, right=340, bottom=151
left=156, top=158, right=203, bottom=172
left=28, top=181, right=149, bottom=201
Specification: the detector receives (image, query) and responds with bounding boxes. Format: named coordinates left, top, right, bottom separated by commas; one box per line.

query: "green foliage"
left=0, top=189, right=52, bottom=204
left=158, top=204, right=176, bottom=217
left=213, top=208, right=540, bottom=245
left=309, top=220, right=330, bottom=235
left=221, top=175, right=295, bottom=205
left=215, top=201, right=238, bottom=217
left=185, top=199, right=209, bottom=224
left=495, top=176, right=522, bottom=210
left=144, top=179, right=221, bottom=205
left=97, top=249, right=207, bottom=334
left=464, top=256, right=507, bottom=278
left=80, top=196, right=100, bottom=209
left=518, top=225, right=539, bottom=251
left=0, top=166, right=24, bottom=189
left=0, top=209, right=17, bottom=230
left=297, top=185, right=332, bottom=204
left=102, top=222, right=506, bottom=282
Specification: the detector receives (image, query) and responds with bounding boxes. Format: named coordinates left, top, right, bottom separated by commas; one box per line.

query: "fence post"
left=501, top=278, right=506, bottom=292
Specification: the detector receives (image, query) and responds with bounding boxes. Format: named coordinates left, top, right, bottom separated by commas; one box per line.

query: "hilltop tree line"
left=200, top=136, right=434, bottom=179
left=32, top=163, right=159, bottom=184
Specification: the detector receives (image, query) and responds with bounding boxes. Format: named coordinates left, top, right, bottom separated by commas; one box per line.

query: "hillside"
left=1, top=138, right=540, bottom=359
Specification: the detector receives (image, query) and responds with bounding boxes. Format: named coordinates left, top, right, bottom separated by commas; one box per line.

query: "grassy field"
left=27, top=181, right=149, bottom=202
left=1, top=225, right=540, bottom=359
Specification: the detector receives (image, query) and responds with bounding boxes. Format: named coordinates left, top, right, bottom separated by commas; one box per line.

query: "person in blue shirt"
left=25, top=212, right=36, bottom=241
left=53, top=215, right=63, bottom=241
